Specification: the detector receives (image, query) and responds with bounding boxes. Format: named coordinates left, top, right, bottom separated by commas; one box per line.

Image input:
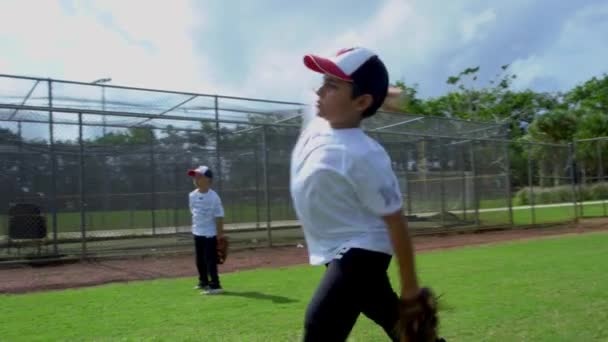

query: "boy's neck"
left=326, top=114, right=362, bottom=129
left=330, top=122, right=360, bottom=129
left=197, top=187, right=210, bottom=193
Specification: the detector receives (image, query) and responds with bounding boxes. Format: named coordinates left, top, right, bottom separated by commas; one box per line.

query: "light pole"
left=92, top=78, right=112, bottom=135
left=91, top=78, right=112, bottom=227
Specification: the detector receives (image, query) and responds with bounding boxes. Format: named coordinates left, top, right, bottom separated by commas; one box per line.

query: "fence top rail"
left=1, top=73, right=505, bottom=132
left=1, top=103, right=574, bottom=147
left=370, top=130, right=571, bottom=147
left=0, top=73, right=306, bottom=107
left=575, top=137, right=608, bottom=143
left=0, top=103, right=302, bottom=129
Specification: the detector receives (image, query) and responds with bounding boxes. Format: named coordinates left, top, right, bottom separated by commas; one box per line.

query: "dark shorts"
left=193, top=235, right=220, bottom=288
left=303, top=248, right=400, bottom=341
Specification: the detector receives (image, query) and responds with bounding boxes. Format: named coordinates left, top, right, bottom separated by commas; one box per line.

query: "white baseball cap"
left=304, top=47, right=378, bottom=82
left=187, top=165, right=213, bottom=178
left=303, top=47, right=389, bottom=117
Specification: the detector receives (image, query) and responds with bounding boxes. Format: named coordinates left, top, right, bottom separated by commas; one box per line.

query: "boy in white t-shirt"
left=290, top=47, right=442, bottom=341
left=187, top=165, right=225, bottom=295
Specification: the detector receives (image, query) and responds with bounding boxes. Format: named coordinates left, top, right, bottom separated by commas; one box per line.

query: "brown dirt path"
left=1, top=218, right=606, bottom=294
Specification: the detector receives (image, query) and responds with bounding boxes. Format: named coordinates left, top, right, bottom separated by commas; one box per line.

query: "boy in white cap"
left=187, top=165, right=225, bottom=295
left=290, top=47, right=442, bottom=341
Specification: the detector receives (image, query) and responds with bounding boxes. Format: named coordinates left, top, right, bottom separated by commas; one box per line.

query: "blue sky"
left=1, top=0, right=607, bottom=103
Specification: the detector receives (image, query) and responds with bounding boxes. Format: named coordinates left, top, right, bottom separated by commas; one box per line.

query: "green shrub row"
left=515, top=182, right=608, bottom=205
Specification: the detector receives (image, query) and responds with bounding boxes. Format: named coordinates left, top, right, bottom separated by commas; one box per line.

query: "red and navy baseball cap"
left=303, top=47, right=389, bottom=118
left=187, top=165, right=213, bottom=178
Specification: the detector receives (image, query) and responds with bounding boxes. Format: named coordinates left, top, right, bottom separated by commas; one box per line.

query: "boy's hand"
left=216, top=235, right=229, bottom=264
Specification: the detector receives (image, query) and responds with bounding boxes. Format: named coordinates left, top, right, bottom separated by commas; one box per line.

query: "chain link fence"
left=574, top=137, right=608, bottom=218
left=0, top=74, right=603, bottom=262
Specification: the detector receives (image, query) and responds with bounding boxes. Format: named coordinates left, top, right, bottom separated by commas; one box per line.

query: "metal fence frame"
left=572, top=137, right=608, bottom=218
left=0, top=74, right=605, bottom=263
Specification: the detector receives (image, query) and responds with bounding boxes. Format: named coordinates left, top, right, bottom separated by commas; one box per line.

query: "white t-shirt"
left=189, top=189, right=224, bottom=237
left=289, top=116, right=404, bottom=265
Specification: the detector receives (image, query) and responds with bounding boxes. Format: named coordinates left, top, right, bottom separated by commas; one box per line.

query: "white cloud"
left=509, top=2, right=608, bottom=91
left=331, top=0, right=415, bottom=52
left=330, top=0, right=443, bottom=68
left=231, top=0, right=422, bottom=103
left=509, top=55, right=544, bottom=89
left=461, top=9, right=497, bottom=43
left=2, top=0, right=607, bottom=106
left=0, top=0, right=214, bottom=93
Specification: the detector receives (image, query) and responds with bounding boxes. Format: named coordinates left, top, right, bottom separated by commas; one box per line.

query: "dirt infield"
left=1, top=218, right=607, bottom=294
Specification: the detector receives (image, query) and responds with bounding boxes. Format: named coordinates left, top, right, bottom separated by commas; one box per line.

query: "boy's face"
left=315, top=75, right=373, bottom=127
left=193, top=174, right=211, bottom=188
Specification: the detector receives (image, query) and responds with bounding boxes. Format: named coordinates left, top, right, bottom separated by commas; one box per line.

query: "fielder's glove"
left=394, top=287, right=445, bottom=342
left=216, top=236, right=229, bottom=264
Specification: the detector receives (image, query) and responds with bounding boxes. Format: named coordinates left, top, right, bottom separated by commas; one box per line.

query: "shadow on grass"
left=221, top=290, right=298, bottom=304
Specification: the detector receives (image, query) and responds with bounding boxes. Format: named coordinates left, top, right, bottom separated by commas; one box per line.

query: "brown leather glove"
left=394, top=287, right=444, bottom=342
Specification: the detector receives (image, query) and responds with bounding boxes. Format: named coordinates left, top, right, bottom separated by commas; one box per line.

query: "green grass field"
left=0, top=201, right=298, bottom=234
left=471, top=202, right=606, bottom=226
left=2, top=232, right=607, bottom=341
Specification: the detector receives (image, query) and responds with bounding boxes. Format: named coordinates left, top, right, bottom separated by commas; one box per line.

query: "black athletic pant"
left=303, top=248, right=401, bottom=342
left=194, top=235, right=220, bottom=288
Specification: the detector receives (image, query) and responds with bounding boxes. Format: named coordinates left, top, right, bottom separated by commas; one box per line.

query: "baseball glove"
left=216, top=236, right=229, bottom=264
left=394, top=287, right=445, bottom=342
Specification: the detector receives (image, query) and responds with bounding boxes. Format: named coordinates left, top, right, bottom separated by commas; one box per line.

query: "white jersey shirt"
left=189, top=189, right=224, bottom=237
left=289, top=116, right=404, bottom=265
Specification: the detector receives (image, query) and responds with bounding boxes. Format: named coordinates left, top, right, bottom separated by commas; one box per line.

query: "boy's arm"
left=347, top=136, right=439, bottom=340
left=215, top=194, right=225, bottom=237
left=215, top=217, right=224, bottom=238
left=384, top=210, right=441, bottom=342
left=351, top=154, right=424, bottom=302
left=382, top=211, right=419, bottom=299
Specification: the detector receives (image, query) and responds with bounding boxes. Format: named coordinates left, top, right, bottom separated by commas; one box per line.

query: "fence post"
left=527, top=144, right=536, bottom=225
left=48, top=79, right=58, bottom=255
left=504, top=141, right=514, bottom=226
left=214, top=96, right=222, bottom=193
left=438, top=138, right=446, bottom=227
left=597, top=139, right=607, bottom=216
left=574, top=140, right=585, bottom=217
left=174, top=162, right=179, bottom=234
left=569, top=142, right=579, bottom=223
left=405, top=146, right=413, bottom=216
left=261, top=126, right=272, bottom=247
left=574, top=140, right=586, bottom=218
left=17, top=121, right=24, bottom=202
left=469, top=141, right=480, bottom=227
left=254, top=145, right=261, bottom=229
left=150, top=137, right=156, bottom=235
left=460, top=143, right=467, bottom=221
left=78, top=112, right=87, bottom=258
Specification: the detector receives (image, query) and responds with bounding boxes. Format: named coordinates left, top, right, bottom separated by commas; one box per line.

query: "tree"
left=557, top=74, right=608, bottom=184
left=524, top=109, right=578, bottom=186
left=385, top=81, right=427, bottom=115
left=565, top=74, right=608, bottom=113
left=574, top=111, right=608, bottom=183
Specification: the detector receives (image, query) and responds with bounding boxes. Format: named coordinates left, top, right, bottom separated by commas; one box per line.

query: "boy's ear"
left=353, top=94, right=373, bottom=115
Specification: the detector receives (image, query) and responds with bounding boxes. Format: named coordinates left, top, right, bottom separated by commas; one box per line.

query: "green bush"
left=515, top=182, right=608, bottom=205
left=514, top=188, right=529, bottom=206
left=589, top=182, right=608, bottom=200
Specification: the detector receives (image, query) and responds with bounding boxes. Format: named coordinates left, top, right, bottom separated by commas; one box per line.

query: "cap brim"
left=187, top=170, right=200, bottom=177
left=303, top=54, right=352, bottom=81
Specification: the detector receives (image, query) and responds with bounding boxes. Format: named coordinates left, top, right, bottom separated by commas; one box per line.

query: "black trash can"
left=8, top=203, right=47, bottom=240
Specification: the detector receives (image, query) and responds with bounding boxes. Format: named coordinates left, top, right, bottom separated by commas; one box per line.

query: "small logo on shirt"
left=378, top=181, right=400, bottom=207
left=334, top=246, right=350, bottom=259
